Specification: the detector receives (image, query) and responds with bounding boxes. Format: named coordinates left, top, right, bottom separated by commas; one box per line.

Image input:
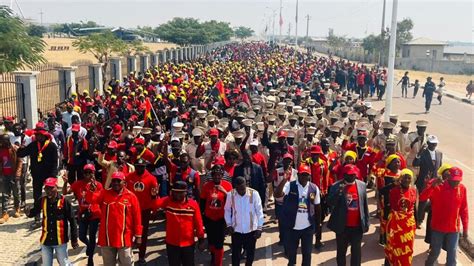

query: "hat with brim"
left=448, top=167, right=463, bottom=181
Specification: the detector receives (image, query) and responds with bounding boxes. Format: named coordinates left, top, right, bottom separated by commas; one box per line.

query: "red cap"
left=283, top=153, right=294, bottom=160
left=134, top=137, right=145, bottom=145
left=71, top=124, right=81, bottom=132
left=4, top=116, right=14, bottom=122
left=298, top=164, right=312, bottom=175
left=43, top=177, right=57, bottom=187
left=277, top=130, right=288, bottom=138
left=209, top=128, right=219, bottom=137
left=310, top=145, right=322, bottom=154
left=85, top=101, right=93, bottom=107
left=83, top=163, right=96, bottom=171
left=112, top=124, right=122, bottom=136
left=343, top=164, right=359, bottom=175
left=449, top=167, right=463, bottom=182
left=212, top=156, right=225, bottom=166
left=107, top=140, right=118, bottom=149
left=111, top=171, right=125, bottom=180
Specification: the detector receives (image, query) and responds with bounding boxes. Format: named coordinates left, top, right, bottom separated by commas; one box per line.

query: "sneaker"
left=20, top=201, right=26, bottom=209
left=30, top=220, right=42, bottom=229
left=0, top=212, right=9, bottom=224
left=13, top=208, right=21, bottom=218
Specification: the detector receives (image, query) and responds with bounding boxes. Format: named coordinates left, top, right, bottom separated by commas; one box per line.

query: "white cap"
left=364, top=102, right=372, bottom=108
left=250, top=139, right=259, bottom=146
left=427, top=135, right=439, bottom=144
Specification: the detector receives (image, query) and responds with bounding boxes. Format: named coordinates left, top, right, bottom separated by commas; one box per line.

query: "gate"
left=33, top=62, right=62, bottom=113
left=71, top=59, right=93, bottom=94
left=0, top=73, right=25, bottom=119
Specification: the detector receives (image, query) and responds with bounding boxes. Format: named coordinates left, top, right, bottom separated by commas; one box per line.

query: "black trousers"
left=67, top=164, right=84, bottom=184
left=139, top=209, right=152, bottom=259
left=287, top=226, right=314, bottom=266
left=336, top=226, right=363, bottom=266
left=231, top=232, right=257, bottom=266
left=166, top=244, right=195, bottom=266
left=78, top=219, right=99, bottom=259
left=425, top=93, right=433, bottom=111
left=204, top=217, right=226, bottom=249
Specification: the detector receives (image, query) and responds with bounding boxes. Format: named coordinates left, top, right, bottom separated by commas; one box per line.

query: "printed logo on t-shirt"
left=346, top=192, right=359, bottom=210
left=298, top=196, right=307, bottom=212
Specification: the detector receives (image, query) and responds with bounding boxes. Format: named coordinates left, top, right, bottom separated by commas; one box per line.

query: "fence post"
left=174, top=48, right=180, bottom=64
left=139, top=54, right=150, bottom=73
left=127, top=56, right=137, bottom=73
left=88, top=63, right=103, bottom=95
left=13, top=71, right=39, bottom=128
left=151, top=53, right=159, bottom=67
left=58, top=66, right=77, bottom=102
left=109, top=57, right=122, bottom=82
left=169, top=49, right=174, bottom=63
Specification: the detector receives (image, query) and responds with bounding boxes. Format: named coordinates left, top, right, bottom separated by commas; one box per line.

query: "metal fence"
left=33, top=62, right=62, bottom=114
left=0, top=73, right=25, bottom=119
left=71, top=59, right=93, bottom=94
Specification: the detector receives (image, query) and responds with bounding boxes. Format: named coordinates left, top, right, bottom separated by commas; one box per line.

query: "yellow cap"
left=385, top=154, right=400, bottom=166
left=344, top=151, right=357, bottom=161
left=437, top=163, right=452, bottom=177
left=400, top=168, right=414, bottom=178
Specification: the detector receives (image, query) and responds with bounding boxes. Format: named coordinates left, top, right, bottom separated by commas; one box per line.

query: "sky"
left=3, top=0, right=473, bottom=42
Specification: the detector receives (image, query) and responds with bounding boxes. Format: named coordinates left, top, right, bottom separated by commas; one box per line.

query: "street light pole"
left=295, top=0, right=299, bottom=46
left=384, top=0, right=398, bottom=121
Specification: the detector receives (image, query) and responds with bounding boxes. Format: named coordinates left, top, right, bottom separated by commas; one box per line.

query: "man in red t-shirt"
left=62, top=164, right=103, bottom=265
left=327, top=164, right=369, bottom=266
left=200, top=162, right=232, bottom=266
left=125, top=159, right=158, bottom=264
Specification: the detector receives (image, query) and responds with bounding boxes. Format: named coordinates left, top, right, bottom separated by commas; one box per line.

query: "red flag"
left=216, top=80, right=230, bottom=107
left=279, top=13, right=284, bottom=27
left=144, top=98, right=152, bottom=123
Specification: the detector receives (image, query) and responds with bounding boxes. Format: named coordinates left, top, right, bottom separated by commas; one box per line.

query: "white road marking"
left=265, top=237, right=273, bottom=266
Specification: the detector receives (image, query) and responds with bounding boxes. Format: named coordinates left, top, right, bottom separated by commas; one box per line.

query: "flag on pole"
left=264, top=25, right=268, bottom=33
left=216, top=80, right=230, bottom=107
left=279, top=13, right=283, bottom=27
left=144, top=98, right=152, bottom=123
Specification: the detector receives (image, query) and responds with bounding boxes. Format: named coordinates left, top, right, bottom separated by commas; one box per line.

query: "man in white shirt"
left=61, top=104, right=81, bottom=128
left=224, top=176, right=264, bottom=266
left=274, top=164, right=321, bottom=266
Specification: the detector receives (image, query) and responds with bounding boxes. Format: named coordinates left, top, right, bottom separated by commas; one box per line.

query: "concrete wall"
left=395, top=57, right=474, bottom=75
left=402, top=45, right=444, bottom=59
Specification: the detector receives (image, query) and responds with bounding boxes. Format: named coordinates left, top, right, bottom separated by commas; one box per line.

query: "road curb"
left=445, top=92, right=474, bottom=105
left=460, top=237, right=474, bottom=259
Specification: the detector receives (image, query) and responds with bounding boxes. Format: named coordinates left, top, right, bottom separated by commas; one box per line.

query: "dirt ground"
left=41, top=37, right=176, bottom=66
left=394, top=69, right=472, bottom=96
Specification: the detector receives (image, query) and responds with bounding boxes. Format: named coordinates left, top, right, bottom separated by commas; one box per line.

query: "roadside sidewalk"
left=444, top=89, right=474, bottom=105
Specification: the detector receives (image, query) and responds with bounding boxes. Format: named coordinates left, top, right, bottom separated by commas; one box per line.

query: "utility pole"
left=39, top=9, right=44, bottom=25
left=272, top=10, right=276, bottom=43
left=378, top=0, right=386, bottom=66
left=295, top=0, right=299, bottom=46
left=384, top=0, right=398, bottom=121
left=305, top=14, right=311, bottom=38
left=279, top=0, right=283, bottom=43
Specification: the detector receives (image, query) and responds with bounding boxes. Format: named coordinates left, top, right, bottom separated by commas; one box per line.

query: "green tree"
left=327, top=28, right=349, bottom=50
left=72, top=32, right=128, bottom=87
left=123, top=39, right=150, bottom=56
left=234, top=26, right=254, bottom=41
left=27, top=24, right=47, bottom=37
left=155, top=17, right=233, bottom=45
left=0, top=6, right=46, bottom=73
left=362, top=18, right=413, bottom=56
